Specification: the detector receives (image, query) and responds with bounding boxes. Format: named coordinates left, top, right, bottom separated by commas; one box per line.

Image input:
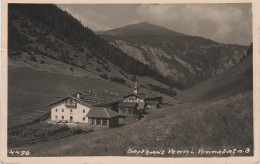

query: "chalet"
left=122, top=81, right=162, bottom=111
left=123, top=92, right=162, bottom=104
left=86, top=107, right=119, bottom=128
left=48, top=89, right=122, bottom=126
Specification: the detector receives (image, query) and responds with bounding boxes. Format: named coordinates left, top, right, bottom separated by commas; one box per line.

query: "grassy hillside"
left=177, top=55, right=252, bottom=102
left=8, top=65, right=175, bottom=128
left=8, top=66, right=130, bottom=127
left=12, top=91, right=253, bottom=157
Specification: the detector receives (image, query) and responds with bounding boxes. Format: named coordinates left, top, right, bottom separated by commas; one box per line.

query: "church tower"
left=134, top=80, right=138, bottom=94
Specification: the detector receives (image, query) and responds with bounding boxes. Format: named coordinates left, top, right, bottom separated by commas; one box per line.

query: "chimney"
left=134, top=80, right=138, bottom=94
left=77, top=93, right=81, bottom=99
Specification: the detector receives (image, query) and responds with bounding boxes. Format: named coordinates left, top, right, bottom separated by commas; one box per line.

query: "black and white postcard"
left=1, top=0, right=259, bottom=163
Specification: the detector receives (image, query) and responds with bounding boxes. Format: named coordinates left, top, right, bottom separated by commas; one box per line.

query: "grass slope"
left=8, top=66, right=132, bottom=127
left=12, top=91, right=253, bottom=157
left=8, top=65, right=175, bottom=128
left=177, top=55, right=253, bottom=102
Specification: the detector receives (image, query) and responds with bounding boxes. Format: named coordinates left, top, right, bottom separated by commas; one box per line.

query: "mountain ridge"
left=98, top=22, right=250, bottom=88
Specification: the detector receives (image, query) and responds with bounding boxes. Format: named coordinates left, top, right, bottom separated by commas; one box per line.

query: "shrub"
left=96, top=68, right=102, bottom=72
left=149, top=84, right=177, bottom=97
left=99, top=74, right=108, bottom=80
left=110, top=77, right=126, bottom=84
left=28, top=53, right=37, bottom=62
left=103, top=66, right=111, bottom=72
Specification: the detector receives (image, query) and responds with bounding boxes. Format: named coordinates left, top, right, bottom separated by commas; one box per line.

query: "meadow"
left=11, top=91, right=253, bottom=157
left=8, top=66, right=131, bottom=127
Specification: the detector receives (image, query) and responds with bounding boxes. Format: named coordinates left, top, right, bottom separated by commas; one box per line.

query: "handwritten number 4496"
left=9, top=150, right=30, bottom=156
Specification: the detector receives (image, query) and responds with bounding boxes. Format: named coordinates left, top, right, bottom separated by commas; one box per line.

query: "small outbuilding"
left=118, top=102, right=139, bottom=116
left=86, top=107, right=120, bottom=128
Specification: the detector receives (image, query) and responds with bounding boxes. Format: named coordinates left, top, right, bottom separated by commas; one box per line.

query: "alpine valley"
left=7, top=4, right=253, bottom=157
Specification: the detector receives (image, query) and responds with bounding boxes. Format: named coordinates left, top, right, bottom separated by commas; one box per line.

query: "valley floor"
left=8, top=91, right=253, bottom=157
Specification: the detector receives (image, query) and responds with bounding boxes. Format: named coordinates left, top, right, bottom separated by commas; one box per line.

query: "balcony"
left=65, top=102, right=77, bottom=108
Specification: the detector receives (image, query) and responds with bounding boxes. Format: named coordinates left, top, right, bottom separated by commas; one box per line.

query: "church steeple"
left=134, top=80, right=138, bottom=94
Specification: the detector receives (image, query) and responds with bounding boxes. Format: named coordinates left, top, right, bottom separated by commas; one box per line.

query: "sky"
left=57, top=4, right=252, bottom=46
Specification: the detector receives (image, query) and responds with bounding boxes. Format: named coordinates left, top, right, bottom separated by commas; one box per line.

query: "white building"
left=49, top=96, right=91, bottom=123
left=48, top=90, right=122, bottom=124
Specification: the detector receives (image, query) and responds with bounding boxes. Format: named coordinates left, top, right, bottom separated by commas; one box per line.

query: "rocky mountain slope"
left=98, top=22, right=250, bottom=88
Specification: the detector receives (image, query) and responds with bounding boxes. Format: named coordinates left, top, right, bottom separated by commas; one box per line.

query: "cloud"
left=136, top=4, right=252, bottom=45
left=60, top=6, right=112, bottom=31
left=58, top=4, right=252, bottom=45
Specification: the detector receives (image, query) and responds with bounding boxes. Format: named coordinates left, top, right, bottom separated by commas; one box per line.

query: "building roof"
left=48, top=96, right=92, bottom=107
left=86, top=107, right=119, bottom=118
left=146, top=101, right=159, bottom=105
left=49, top=89, right=122, bottom=107
left=123, top=93, right=161, bottom=100
left=118, top=102, right=138, bottom=108
left=123, top=93, right=145, bottom=99
left=73, top=89, right=122, bottom=106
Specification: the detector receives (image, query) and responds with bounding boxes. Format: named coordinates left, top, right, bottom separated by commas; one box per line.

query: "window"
left=70, top=99, right=73, bottom=103
left=128, top=108, right=133, bottom=114
left=55, top=109, right=58, bottom=112
left=119, top=108, right=126, bottom=115
left=62, top=109, right=64, bottom=112
left=102, top=119, right=107, bottom=126
left=96, top=118, right=101, bottom=125
left=55, top=115, right=58, bottom=119
left=83, top=109, right=85, bottom=113
left=70, top=109, right=73, bottom=112
left=83, top=117, right=85, bottom=121
left=91, top=118, right=95, bottom=124
left=62, top=116, right=64, bottom=120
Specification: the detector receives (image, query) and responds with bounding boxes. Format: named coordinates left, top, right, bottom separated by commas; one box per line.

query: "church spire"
left=134, top=80, right=138, bottom=94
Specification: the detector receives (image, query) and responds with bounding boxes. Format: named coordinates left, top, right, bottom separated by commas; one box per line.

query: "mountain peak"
left=134, top=21, right=152, bottom=25
left=99, top=21, right=182, bottom=38
left=125, top=21, right=163, bottom=29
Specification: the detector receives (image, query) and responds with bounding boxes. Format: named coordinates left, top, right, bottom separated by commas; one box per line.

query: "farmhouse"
left=48, top=89, right=122, bottom=125
left=122, top=81, right=162, bottom=112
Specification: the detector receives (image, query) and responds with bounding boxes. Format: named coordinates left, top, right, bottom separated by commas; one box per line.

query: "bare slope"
left=98, top=22, right=249, bottom=89
left=177, top=55, right=253, bottom=102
